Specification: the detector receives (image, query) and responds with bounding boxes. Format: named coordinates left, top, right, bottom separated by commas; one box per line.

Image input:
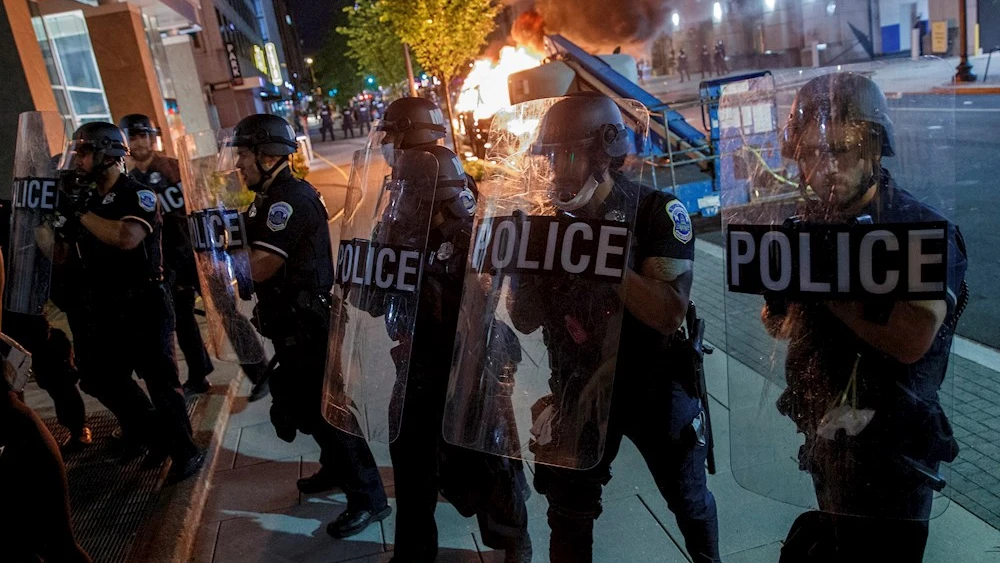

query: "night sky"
left=286, top=0, right=351, bottom=55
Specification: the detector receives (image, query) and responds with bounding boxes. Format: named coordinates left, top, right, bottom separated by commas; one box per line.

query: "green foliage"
left=337, top=2, right=412, bottom=92
left=312, top=3, right=363, bottom=108
left=382, top=0, right=499, bottom=81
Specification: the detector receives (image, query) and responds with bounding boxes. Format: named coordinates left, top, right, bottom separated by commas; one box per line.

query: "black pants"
left=1, top=394, right=92, bottom=562
left=780, top=437, right=935, bottom=562
left=269, top=334, right=387, bottom=512
left=342, top=126, right=355, bottom=138
left=389, top=365, right=530, bottom=561
left=320, top=123, right=335, bottom=141
left=171, top=284, right=215, bottom=384
left=4, top=312, right=86, bottom=436
left=535, top=377, right=720, bottom=563
left=74, top=285, right=198, bottom=463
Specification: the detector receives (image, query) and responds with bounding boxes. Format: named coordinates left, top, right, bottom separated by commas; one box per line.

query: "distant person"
left=320, top=105, right=335, bottom=142
left=700, top=45, right=713, bottom=79
left=714, top=41, right=728, bottom=75
left=356, top=104, right=372, bottom=136
left=677, top=48, right=691, bottom=82
left=341, top=108, right=355, bottom=139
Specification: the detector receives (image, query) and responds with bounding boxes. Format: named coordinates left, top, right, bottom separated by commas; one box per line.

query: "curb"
left=128, top=372, right=243, bottom=563
left=930, top=85, right=1000, bottom=95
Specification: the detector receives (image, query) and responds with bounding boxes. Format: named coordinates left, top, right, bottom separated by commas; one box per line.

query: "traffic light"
left=366, top=76, right=375, bottom=85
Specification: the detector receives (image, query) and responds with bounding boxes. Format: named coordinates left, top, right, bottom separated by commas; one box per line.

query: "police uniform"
left=514, top=174, right=720, bottom=563
left=129, top=154, right=215, bottom=386
left=775, top=173, right=968, bottom=562
left=0, top=391, right=92, bottom=562
left=383, top=179, right=531, bottom=561
left=70, top=174, right=200, bottom=465
left=245, top=164, right=387, bottom=513
left=2, top=312, right=85, bottom=444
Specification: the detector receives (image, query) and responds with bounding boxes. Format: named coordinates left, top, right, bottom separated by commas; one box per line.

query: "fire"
left=512, top=9, right=546, bottom=54
left=456, top=46, right=542, bottom=121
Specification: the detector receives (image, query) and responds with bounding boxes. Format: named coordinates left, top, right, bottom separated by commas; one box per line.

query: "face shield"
left=785, top=118, right=881, bottom=212
left=530, top=137, right=606, bottom=212
left=57, top=140, right=96, bottom=175
left=124, top=126, right=162, bottom=156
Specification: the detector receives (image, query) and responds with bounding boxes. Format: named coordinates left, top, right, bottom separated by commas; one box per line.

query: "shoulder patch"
left=137, top=189, right=157, bottom=213
left=267, top=201, right=294, bottom=232
left=458, top=188, right=476, bottom=216
left=666, top=200, right=693, bottom=244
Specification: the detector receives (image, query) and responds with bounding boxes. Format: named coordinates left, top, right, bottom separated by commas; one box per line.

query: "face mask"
left=551, top=173, right=601, bottom=212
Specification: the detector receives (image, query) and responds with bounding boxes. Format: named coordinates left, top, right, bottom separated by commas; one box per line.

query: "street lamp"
left=304, top=57, right=318, bottom=89
left=955, top=0, right=976, bottom=82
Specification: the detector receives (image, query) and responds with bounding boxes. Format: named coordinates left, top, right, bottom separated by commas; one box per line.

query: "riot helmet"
left=229, top=114, right=298, bottom=191
left=59, top=122, right=129, bottom=184
left=530, top=92, right=629, bottom=211
left=377, top=97, right=447, bottom=150
left=781, top=73, right=895, bottom=210
left=417, top=145, right=477, bottom=220
left=118, top=113, right=161, bottom=160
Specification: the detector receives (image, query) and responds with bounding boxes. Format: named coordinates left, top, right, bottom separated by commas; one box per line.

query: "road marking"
left=928, top=125, right=943, bottom=129
left=314, top=153, right=351, bottom=183
left=891, top=107, right=1000, bottom=112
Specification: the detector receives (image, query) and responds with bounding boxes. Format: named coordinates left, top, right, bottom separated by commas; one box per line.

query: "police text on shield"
left=337, top=238, right=422, bottom=293
left=727, top=222, right=949, bottom=299
left=472, top=214, right=630, bottom=283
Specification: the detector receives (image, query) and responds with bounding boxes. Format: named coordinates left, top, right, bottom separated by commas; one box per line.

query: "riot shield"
left=721, top=61, right=957, bottom=520
left=441, top=96, right=650, bottom=470
left=5, top=111, right=65, bottom=315
left=176, top=131, right=265, bottom=363
left=322, top=147, right=437, bottom=443
left=0, top=333, right=32, bottom=394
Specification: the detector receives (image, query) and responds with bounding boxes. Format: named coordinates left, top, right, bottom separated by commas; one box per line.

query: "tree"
left=383, top=0, right=500, bottom=152
left=337, top=1, right=413, bottom=99
left=313, top=13, right=365, bottom=108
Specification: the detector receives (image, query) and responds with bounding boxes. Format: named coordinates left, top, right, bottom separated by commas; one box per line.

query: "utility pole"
left=403, top=43, right=418, bottom=97
left=955, top=0, right=977, bottom=82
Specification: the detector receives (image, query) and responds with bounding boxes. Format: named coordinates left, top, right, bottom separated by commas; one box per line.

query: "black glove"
left=53, top=187, right=86, bottom=240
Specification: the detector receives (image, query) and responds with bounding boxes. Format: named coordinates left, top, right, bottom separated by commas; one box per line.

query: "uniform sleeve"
left=638, top=193, right=695, bottom=261
left=946, top=223, right=968, bottom=310
left=249, top=190, right=321, bottom=259
left=121, top=183, right=160, bottom=234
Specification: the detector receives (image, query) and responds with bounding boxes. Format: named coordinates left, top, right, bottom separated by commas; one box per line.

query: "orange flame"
left=512, top=9, right=546, bottom=56
left=456, top=46, right=542, bottom=121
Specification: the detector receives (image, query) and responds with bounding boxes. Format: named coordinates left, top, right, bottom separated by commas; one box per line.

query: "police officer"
left=55, top=122, right=204, bottom=482
left=505, top=93, right=720, bottom=563
left=118, top=114, right=270, bottom=401
left=369, top=104, right=532, bottom=560
left=231, top=114, right=390, bottom=537
left=765, top=73, right=967, bottom=562
left=1, top=332, right=92, bottom=563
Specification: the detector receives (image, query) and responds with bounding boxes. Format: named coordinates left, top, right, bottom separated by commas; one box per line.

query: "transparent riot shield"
left=322, top=147, right=437, bottom=443
left=722, top=60, right=957, bottom=520
left=176, top=131, right=266, bottom=363
left=5, top=111, right=65, bottom=315
left=442, top=96, right=650, bottom=470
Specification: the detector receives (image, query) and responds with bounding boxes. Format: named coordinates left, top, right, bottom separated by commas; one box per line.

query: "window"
left=34, top=11, right=111, bottom=128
